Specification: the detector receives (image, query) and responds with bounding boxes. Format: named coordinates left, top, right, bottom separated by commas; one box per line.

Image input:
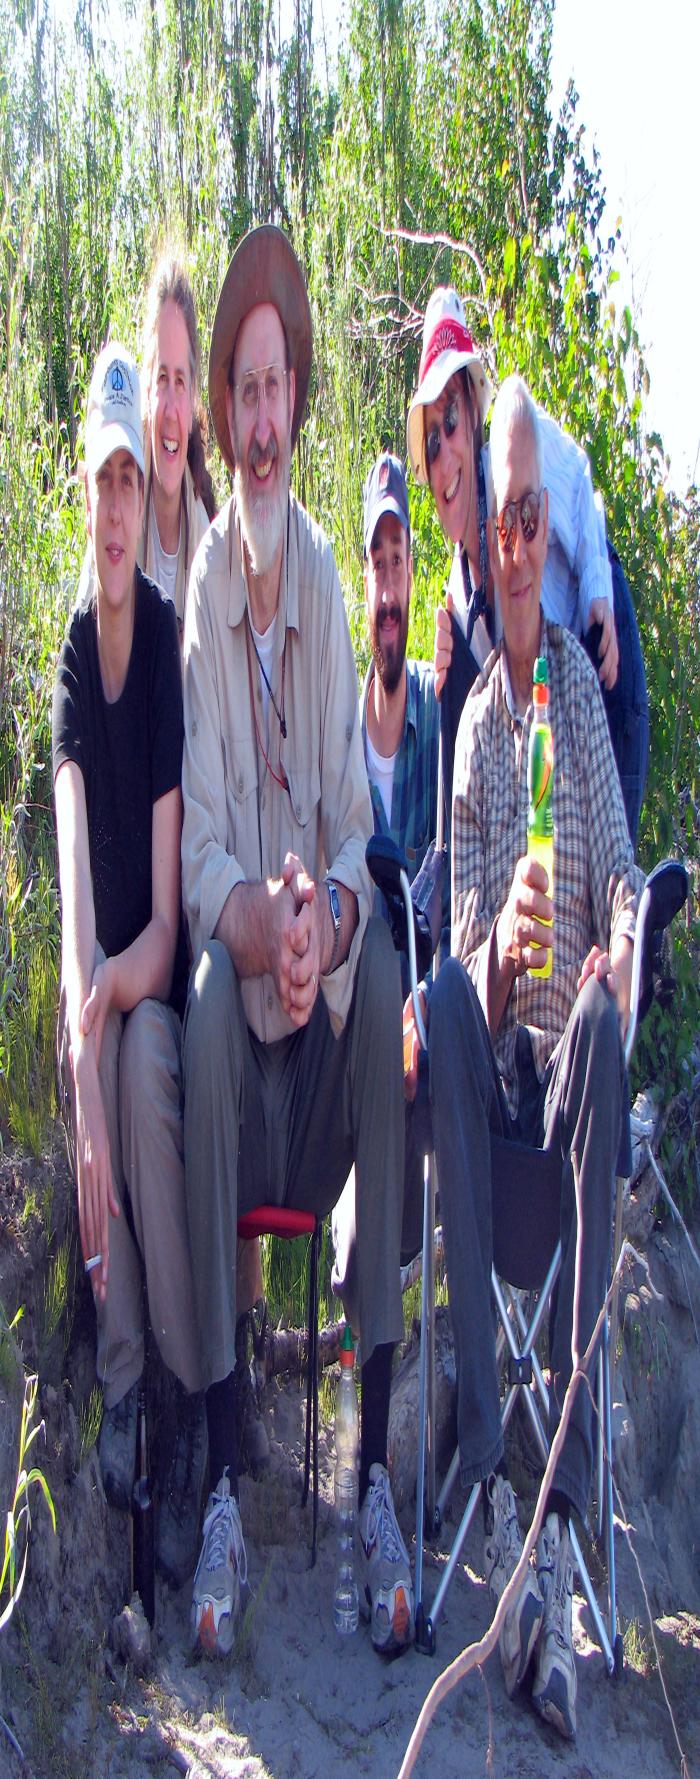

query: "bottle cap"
left=340, top=1325, right=355, bottom=1366
left=533, top=656, right=548, bottom=705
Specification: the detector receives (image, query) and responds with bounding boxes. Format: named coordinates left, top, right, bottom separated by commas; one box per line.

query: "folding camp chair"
left=237, top=1206, right=321, bottom=1565
left=367, top=836, right=688, bottom=1669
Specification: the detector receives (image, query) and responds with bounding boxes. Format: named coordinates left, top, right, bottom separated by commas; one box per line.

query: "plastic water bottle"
left=131, top=1384, right=155, bottom=1627
left=527, top=655, right=554, bottom=979
left=333, top=1325, right=359, bottom=1636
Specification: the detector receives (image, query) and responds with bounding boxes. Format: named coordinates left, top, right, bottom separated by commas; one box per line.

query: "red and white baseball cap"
left=407, top=288, right=493, bottom=485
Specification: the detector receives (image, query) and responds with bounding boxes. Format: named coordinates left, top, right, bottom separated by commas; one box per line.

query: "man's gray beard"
left=234, top=432, right=291, bottom=579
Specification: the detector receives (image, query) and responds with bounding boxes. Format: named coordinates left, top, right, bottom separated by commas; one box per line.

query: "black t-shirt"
left=52, top=568, right=188, bottom=1015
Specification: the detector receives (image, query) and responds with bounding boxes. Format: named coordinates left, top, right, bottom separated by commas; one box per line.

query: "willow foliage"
left=0, top=0, right=697, bottom=1156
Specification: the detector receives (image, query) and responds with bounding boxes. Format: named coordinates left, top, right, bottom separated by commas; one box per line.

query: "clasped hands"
left=270, top=851, right=329, bottom=1029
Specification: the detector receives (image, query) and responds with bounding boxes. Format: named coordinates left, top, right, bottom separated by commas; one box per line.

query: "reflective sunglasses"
left=235, top=363, right=287, bottom=414
left=495, top=489, right=543, bottom=553
left=425, top=396, right=460, bottom=468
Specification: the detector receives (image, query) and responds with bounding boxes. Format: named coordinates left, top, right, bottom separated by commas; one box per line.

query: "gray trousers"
left=429, top=961, right=622, bottom=1523
left=58, top=974, right=204, bottom=1408
left=331, top=1056, right=429, bottom=1337
left=183, top=916, right=405, bottom=1388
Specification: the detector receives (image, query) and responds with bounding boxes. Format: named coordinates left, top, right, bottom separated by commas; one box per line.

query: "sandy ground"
left=5, top=1377, right=698, bottom=1779
left=1, top=1140, right=699, bottom=1779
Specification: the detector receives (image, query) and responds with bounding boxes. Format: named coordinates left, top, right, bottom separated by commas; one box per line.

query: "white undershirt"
left=365, top=729, right=397, bottom=826
left=250, top=618, right=275, bottom=746
left=151, top=515, right=181, bottom=605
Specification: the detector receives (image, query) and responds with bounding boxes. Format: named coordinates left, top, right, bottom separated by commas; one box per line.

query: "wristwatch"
left=326, top=878, right=342, bottom=974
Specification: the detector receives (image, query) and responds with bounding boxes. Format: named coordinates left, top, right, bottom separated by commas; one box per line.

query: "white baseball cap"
left=84, top=343, right=145, bottom=478
left=407, top=288, right=494, bottom=485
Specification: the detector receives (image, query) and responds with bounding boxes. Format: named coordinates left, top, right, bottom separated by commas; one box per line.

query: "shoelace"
left=489, top=1477, right=522, bottom=1571
left=549, top=1543, right=572, bottom=1649
left=203, top=1486, right=248, bottom=1587
left=364, top=1471, right=409, bottom=1565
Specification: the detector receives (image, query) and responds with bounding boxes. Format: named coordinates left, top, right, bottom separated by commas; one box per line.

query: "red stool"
left=237, top=1207, right=320, bottom=1564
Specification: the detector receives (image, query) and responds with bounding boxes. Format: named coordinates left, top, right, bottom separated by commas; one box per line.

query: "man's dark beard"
left=370, top=602, right=409, bottom=696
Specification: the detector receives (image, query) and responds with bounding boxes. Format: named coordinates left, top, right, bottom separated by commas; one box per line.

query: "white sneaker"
left=358, top=1463, right=414, bottom=1654
left=191, top=1471, right=247, bottom=1657
left=484, top=1474, right=543, bottom=1697
left=532, top=1512, right=577, bottom=1739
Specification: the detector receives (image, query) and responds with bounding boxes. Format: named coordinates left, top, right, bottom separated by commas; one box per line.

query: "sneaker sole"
left=364, top=1582, right=414, bottom=1656
left=532, top=1672, right=576, bottom=1740
left=502, top=1591, right=544, bottom=1697
left=193, top=1601, right=236, bottom=1659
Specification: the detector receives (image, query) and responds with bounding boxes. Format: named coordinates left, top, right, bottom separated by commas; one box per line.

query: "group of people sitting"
left=52, top=223, right=647, bottom=1744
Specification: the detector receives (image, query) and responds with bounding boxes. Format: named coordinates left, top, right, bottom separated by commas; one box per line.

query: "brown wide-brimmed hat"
left=208, top=225, right=312, bottom=474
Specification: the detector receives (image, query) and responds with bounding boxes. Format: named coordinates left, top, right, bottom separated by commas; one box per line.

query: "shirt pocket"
left=222, top=732, right=258, bottom=853
left=285, top=758, right=322, bottom=861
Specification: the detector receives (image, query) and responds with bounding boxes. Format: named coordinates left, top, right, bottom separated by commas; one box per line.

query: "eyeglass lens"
left=496, top=490, right=542, bottom=552
left=426, top=397, right=460, bottom=467
left=238, top=364, right=286, bottom=412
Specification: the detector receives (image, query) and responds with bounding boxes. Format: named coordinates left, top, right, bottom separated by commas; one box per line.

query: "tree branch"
left=397, top=1221, right=665, bottom=1778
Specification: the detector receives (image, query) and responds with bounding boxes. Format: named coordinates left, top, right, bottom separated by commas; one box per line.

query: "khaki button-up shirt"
left=181, top=493, right=372, bottom=1040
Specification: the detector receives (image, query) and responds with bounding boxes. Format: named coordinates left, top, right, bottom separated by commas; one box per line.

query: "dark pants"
left=429, top=962, right=623, bottom=1523
left=183, top=916, right=405, bottom=1386
left=584, top=543, right=649, bottom=851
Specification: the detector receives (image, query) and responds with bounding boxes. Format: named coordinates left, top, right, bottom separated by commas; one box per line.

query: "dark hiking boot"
left=98, top=1380, right=139, bottom=1512
left=157, top=1386, right=209, bottom=1589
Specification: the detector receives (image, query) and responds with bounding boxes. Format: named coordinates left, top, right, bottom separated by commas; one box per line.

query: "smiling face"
left=423, top=373, right=477, bottom=549
left=364, top=511, right=412, bottom=695
left=487, top=414, right=548, bottom=675
left=87, top=447, right=144, bottom=614
left=147, top=298, right=194, bottom=506
left=227, top=302, right=295, bottom=580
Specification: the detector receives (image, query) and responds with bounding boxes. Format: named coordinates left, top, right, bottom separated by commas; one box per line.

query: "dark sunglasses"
left=495, top=489, right=543, bottom=553
left=426, top=396, right=460, bottom=468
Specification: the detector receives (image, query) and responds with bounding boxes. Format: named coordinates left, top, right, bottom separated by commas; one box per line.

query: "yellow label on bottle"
left=527, top=834, right=553, bottom=979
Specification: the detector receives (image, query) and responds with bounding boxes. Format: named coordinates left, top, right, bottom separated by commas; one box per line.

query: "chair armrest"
left=625, top=859, right=688, bottom=1064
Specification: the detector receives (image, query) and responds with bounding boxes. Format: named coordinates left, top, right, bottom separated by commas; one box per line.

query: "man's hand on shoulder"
left=587, top=596, right=619, bottom=691
left=434, top=590, right=455, bottom=700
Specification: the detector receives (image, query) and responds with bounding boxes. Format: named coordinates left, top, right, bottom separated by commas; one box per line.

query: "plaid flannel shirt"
left=452, top=618, right=644, bottom=1116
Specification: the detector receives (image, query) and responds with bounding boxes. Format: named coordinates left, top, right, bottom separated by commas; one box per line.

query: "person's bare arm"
left=54, top=761, right=118, bottom=1302
left=81, top=785, right=183, bottom=1060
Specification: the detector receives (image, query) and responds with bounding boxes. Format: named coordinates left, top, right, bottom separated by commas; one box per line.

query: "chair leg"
left=415, top=1156, right=433, bottom=1650
left=301, top=1221, right=320, bottom=1567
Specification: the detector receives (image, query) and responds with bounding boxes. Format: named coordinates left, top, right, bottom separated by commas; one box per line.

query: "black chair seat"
left=491, top=1136, right=562, bottom=1290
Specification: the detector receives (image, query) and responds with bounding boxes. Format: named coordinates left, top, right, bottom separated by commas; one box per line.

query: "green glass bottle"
left=526, top=656, right=554, bottom=980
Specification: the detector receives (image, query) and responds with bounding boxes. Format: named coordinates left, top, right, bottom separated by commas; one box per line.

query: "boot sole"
left=193, top=1600, right=236, bottom=1659
left=532, top=1671, right=576, bottom=1740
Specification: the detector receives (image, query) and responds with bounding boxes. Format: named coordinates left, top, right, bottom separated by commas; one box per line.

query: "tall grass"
left=0, top=201, right=78, bottom=1150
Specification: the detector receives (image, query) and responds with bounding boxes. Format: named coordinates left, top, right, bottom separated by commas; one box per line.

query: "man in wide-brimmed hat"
left=181, top=226, right=413, bottom=1659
